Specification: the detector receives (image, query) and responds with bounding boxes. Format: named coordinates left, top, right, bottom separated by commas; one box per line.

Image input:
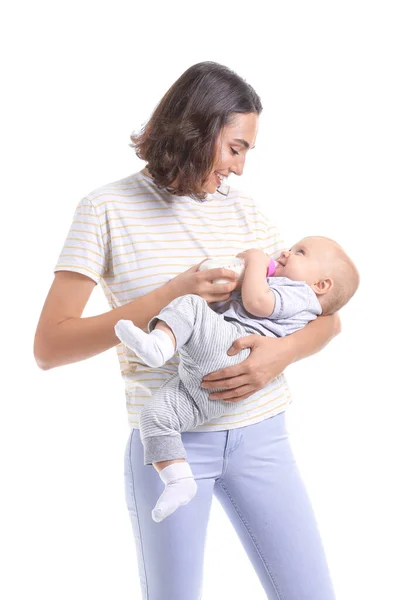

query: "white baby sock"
left=152, top=462, right=197, bottom=523
left=114, top=320, right=175, bottom=367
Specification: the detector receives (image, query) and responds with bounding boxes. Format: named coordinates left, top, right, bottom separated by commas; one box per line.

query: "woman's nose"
left=231, top=155, right=245, bottom=176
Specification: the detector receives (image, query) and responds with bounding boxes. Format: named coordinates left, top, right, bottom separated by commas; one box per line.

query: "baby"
left=115, top=236, right=359, bottom=523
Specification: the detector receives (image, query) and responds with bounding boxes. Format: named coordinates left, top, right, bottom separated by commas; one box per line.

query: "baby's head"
left=275, top=236, right=359, bottom=314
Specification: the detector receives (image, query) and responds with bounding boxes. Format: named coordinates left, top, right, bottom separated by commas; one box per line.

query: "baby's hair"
left=315, top=237, right=360, bottom=315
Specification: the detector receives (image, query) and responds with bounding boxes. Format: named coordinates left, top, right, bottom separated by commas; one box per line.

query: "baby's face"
left=275, top=237, right=335, bottom=285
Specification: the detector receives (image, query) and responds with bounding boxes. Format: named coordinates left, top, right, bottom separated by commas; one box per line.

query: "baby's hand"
left=236, top=249, right=270, bottom=266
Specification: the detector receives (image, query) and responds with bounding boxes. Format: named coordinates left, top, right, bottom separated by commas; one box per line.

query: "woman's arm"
left=34, top=264, right=240, bottom=371
left=284, top=311, right=341, bottom=364
left=201, top=312, right=341, bottom=401
left=34, top=271, right=183, bottom=370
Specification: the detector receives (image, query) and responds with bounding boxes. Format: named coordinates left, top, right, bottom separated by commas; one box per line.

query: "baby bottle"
left=198, top=255, right=277, bottom=283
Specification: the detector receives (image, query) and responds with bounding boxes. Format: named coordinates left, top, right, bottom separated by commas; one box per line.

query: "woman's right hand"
left=168, top=260, right=240, bottom=304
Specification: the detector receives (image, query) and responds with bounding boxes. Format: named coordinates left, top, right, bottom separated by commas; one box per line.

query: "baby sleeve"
left=268, top=278, right=322, bottom=322
left=54, top=197, right=108, bottom=284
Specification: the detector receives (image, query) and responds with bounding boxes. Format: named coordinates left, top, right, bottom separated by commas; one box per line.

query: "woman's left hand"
left=201, top=334, right=295, bottom=402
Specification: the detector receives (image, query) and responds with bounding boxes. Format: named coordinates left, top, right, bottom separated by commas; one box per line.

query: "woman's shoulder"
left=230, top=185, right=275, bottom=222
left=84, top=172, right=143, bottom=205
left=225, top=185, right=273, bottom=225
left=223, top=185, right=258, bottom=209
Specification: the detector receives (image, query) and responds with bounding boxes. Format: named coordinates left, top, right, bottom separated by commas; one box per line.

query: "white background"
left=1, top=1, right=412, bottom=598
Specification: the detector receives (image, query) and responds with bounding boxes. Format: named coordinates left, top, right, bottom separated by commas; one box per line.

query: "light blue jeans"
left=124, top=412, right=336, bottom=599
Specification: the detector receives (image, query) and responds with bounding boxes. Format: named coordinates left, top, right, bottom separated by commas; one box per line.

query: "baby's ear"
left=312, top=278, right=333, bottom=296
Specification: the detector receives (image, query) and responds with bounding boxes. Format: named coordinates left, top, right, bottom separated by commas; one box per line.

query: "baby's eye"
left=296, top=249, right=305, bottom=255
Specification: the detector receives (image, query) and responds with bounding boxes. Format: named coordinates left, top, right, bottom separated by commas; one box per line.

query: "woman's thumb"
left=192, top=258, right=211, bottom=272
left=227, top=339, right=242, bottom=355
left=188, top=264, right=200, bottom=272
left=228, top=336, right=255, bottom=355
left=187, top=261, right=205, bottom=273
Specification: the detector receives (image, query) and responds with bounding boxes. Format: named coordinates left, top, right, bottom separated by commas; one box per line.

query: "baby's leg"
left=153, top=294, right=252, bottom=378
left=114, top=319, right=176, bottom=368
left=154, top=320, right=176, bottom=346
left=139, top=375, right=202, bottom=523
left=150, top=460, right=197, bottom=523
left=115, top=294, right=212, bottom=367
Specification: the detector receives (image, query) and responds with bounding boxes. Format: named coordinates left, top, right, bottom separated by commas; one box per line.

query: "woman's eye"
left=230, top=147, right=239, bottom=156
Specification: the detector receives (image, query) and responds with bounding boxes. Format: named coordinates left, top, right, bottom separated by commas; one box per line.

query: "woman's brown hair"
left=131, top=62, right=262, bottom=200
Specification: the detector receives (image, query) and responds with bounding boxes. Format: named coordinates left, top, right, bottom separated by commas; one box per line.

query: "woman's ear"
left=312, top=278, right=333, bottom=296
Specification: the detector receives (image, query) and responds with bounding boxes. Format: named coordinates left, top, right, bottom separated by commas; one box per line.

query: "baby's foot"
left=152, top=462, right=197, bottom=523
left=114, top=320, right=175, bottom=367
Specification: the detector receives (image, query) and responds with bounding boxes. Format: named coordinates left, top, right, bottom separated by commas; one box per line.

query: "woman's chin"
left=203, top=182, right=218, bottom=194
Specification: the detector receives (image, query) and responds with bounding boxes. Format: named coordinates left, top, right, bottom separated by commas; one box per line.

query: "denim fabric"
left=124, top=412, right=335, bottom=600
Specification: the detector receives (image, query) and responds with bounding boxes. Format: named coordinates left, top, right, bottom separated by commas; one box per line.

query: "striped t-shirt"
left=55, top=170, right=292, bottom=431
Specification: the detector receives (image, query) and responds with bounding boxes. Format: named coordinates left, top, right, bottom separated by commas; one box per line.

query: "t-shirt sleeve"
left=54, top=197, right=108, bottom=284
left=268, top=278, right=322, bottom=321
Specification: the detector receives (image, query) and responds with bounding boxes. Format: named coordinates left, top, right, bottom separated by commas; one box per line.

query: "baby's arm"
left=236, top=249, right=275, bottom=317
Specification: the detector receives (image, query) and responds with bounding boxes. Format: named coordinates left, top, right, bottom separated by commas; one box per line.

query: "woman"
left=34, top=62, right=338, bottom=599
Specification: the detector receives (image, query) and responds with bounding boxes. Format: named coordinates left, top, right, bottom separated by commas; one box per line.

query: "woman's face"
left=202, top=112, right=259, bottom=194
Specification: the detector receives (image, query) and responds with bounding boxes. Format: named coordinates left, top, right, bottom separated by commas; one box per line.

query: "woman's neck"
left=141, top=166, right=152, bottom=179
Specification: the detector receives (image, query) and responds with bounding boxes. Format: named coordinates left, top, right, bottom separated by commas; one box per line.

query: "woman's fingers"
left=202, top=362, right=247, bottom=383
left=208, top=384, right=256, bottom=402
left=202, top=267, right=239, bottom=284
left=201, top=374, right=248, bottom=391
